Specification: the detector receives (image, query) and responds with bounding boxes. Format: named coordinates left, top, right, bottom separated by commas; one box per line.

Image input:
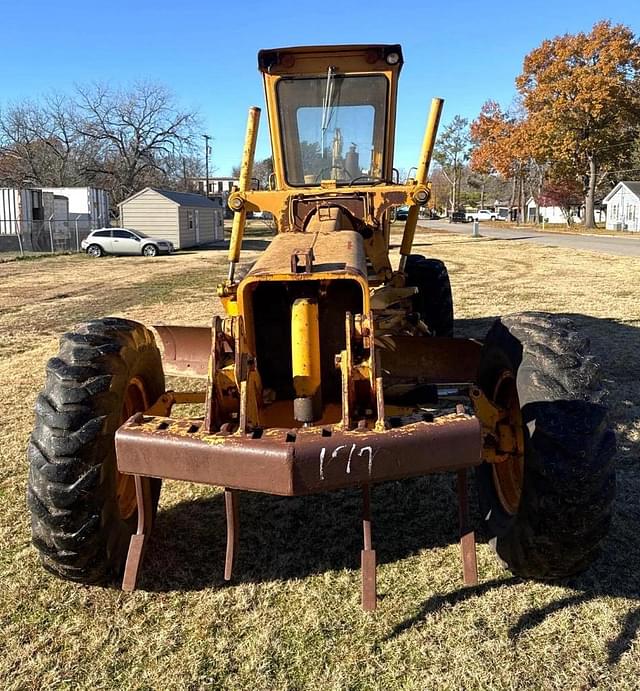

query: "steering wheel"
left=314, top=166, right=352, bottom=183
left=348, top=175, right=385, bottom=186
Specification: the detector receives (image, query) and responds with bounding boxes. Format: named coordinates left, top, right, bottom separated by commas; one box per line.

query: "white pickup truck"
left=466, top=209, right=499, bottom=222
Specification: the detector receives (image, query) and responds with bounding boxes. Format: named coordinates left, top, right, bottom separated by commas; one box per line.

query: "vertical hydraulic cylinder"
left=291, top=298, right=322, bottom=423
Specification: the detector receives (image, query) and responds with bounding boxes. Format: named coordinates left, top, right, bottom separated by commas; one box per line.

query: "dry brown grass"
left=1, top=230, right=639, bottom=690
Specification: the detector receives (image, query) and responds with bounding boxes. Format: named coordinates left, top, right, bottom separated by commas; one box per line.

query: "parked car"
left=466, top=209, right=498, bottom=222
left=449, top=211, right=468, bottom=223
left=394, top=206, right=410, bottom=221
left=81, top=228, right=175, bottom=257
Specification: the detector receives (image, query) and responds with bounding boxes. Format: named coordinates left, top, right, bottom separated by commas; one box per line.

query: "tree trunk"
left=583, top=155, right=597, bottom=228
left=509, top=176, right=517, bottom=221
left=451, top=168, right=457, bottom=212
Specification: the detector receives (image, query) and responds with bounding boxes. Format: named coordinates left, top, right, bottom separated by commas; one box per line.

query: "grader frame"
left=114, top=45, right=521, bottom=610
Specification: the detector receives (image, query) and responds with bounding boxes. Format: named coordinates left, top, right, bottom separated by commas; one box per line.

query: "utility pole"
left=202, top=134, right=211, bottom=198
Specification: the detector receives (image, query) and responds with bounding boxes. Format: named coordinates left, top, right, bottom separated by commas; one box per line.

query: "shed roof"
left=150, top=188, right=217, bottom=207
left=119, top=187, right=217, bottom=208
left=602, top=181, right=640, bottom=204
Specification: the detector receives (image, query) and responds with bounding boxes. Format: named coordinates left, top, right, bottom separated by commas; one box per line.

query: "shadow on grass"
left=143, top=472, right=463, bottom=591
left=179, top=238, right=271, bottom=253
left=140, top=313, right=640, bottom=665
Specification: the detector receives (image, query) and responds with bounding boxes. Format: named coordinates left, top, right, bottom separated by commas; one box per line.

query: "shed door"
left=195, top=210, right=200, bottom=244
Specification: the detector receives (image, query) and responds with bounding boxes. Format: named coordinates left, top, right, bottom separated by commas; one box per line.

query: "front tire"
left=142, top=244, right=158, bottom=257
left=476, top=312, right=615, bottom=578
left=87, top=244, right=103, bottom=257
left=27, top=318, right=164, bottom=583
left=405, top=255, right=454, bottom=337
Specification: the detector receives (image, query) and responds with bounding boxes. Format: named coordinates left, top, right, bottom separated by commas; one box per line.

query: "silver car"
left=81, top=228, right=175, bottom=257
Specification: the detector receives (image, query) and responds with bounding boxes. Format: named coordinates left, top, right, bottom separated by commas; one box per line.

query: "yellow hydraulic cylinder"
left=399, top=97, right=444, bottom=272
left=291, top=298, right=322, bottom=423
left=228, top=106, right=261, bottom=282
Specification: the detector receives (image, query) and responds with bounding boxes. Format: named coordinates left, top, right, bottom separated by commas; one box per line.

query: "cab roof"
left=258, top=44, right=403, bottom=73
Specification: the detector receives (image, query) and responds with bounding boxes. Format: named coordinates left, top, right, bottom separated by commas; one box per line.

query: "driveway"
left=420, top=220, right=640, bottom=257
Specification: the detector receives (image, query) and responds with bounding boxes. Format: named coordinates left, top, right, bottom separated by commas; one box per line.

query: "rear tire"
left=405, top=255, right=454, bottom=337
left=27, top=318, right=164, bottom=583
left=476, top=312, right=616, bottom=578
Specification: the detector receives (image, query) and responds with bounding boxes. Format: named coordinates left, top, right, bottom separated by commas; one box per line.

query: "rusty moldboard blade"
left=153, top=324, right=211, bottom=378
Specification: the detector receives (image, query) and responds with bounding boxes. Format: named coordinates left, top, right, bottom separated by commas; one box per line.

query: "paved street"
left=420, top=220, right=640, bottom=257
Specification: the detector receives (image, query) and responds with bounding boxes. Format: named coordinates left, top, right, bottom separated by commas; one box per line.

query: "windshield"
left=133, top=230, right=149, bottom=238
left=277, top=74, right=388, bottom=186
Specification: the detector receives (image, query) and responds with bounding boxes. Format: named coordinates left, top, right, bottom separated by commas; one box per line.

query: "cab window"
left=277, top=74, right=388, bottom=186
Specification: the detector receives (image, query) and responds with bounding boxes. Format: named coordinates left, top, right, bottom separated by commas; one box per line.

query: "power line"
left=591, top=139, right=639, bottom=153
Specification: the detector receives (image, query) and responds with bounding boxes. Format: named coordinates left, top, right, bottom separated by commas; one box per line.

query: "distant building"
left=602, top=181, right=640, bottom=232
left=0, top=186, right=107, bottom=251
left=525, top=196, right=605, bottom=225
left=188, top=176, right=238, bottom=217
left=42, top=186, right=109, bottom=232
left=189, top=176, right=238, bottom=197
left=119, top=187, right=224, bottom=249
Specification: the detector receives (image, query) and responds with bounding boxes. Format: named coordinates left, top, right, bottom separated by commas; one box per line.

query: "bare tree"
left=0, top=94, right=87, bottom=186
left=0, top=82, right=202, bottom=208
left=434, top=116, right=470, bottom=212
left=74, top=82, right=199, bottom=205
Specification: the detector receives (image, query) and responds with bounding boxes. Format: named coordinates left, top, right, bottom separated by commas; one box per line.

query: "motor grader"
left=27, top=44, right=615, bottom=610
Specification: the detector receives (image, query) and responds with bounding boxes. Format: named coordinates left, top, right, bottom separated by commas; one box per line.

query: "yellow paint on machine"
left=291, top=297, right=321, bottom=398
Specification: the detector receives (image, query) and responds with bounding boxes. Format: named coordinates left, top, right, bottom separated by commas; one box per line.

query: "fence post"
left=75, top=217, right=80, bottom=252
left=48, top=215, right=55, bottom=254
left=16, top=223, right=24, bottom=257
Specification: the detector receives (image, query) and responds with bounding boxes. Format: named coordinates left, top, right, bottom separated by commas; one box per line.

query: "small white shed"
left=119, top=188, right=224, bottom=249
left=602, top=181, right=640, bottom=232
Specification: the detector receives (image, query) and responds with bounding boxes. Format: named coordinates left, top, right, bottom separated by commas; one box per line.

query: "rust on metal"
left=290, top=247, right=315, bottom=274
left=122, top=475, right=154, bottom=592
left=115, top=413, right=482, bottom=496
left=153, top=324, right=213, bottom=378
left=457, top=469, right=478, bottom=586
left=224, top=489, right=240, bottom=581
left=361, top=483, right=377, bottom=611
left=379, top=336, right=481, bottom=385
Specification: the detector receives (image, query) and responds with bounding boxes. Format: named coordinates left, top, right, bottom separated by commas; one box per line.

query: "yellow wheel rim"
left=491, top=371, right=525, bottom=515
left=116, top=376, right=148, bottom=520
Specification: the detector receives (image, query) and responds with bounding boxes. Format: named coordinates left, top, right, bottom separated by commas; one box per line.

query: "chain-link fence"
left=0, top=218, right=96, bottom=255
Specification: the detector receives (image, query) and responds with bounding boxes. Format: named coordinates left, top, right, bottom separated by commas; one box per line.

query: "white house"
left=525, top=197, right=576, bottom=224
left=602, top=181, right=640, bottom=232
left=526, top=196, right=606, bottom=225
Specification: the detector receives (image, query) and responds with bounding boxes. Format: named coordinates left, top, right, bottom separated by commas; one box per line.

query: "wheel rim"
left=88, top=245, right=101, bottom=257
left=116, top=376, right=149, bottom=520
left=491, top=370, right=525, bottom=515
left=143, top=245, right=156, bottom=256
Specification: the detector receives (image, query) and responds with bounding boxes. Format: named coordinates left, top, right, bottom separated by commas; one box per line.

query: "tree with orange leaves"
left=470, top=101, right=536, bottom=222
left=517, top=20, right=640, bottom=228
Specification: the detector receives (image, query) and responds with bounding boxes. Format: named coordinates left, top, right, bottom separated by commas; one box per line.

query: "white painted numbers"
left=319, top=443, right=373, bottom=480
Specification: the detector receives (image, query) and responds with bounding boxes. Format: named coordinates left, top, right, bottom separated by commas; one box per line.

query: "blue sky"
left=1, top=0, right=638, bottom=176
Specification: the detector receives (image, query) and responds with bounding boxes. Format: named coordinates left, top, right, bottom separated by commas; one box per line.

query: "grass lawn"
left=1, top=229, right=639, bottom=689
